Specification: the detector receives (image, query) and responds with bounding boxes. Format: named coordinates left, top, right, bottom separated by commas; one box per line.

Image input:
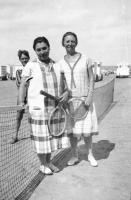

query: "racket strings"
left=49, top=106, right=66, bottom=137
left=67, top=98, right=89, bottom=120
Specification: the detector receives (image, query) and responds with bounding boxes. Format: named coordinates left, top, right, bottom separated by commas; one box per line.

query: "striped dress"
left=21, top=58, right=70, bottom=154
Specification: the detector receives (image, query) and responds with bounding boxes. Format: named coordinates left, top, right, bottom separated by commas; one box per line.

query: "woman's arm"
left=17, top=61, right=32, bottom=105
left=17, top=77, right=28, bottom=105
left=59, top=71, right=70, bottom=103
left=85, top=58, right=95, bottom=106
left=16, top=70, right=22, bottom=88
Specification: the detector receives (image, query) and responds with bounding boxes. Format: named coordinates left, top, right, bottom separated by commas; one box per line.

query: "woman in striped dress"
left=56, top=32, right=98, bottom=167
left=18, top=36, right=70, bottom=175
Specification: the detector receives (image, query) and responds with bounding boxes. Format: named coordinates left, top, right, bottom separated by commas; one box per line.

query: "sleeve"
left=21, top=62, right=32, bottom=78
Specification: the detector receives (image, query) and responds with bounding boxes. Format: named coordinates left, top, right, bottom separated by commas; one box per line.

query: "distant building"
left=0, top=66, right=8, bottom=80
left=0, top=64, right=23, bottom=80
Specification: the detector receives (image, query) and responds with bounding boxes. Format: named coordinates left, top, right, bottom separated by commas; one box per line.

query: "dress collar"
left=34, top=58, right=54, bottom=72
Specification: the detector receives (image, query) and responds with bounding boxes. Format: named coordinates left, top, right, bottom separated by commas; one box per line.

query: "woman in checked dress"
left=55, top=32, right=98, bottom=167
left=18, top=36, right=70, bottom=175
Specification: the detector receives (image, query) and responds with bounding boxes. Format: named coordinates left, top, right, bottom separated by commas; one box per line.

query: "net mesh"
left=0, top=75, right=115, bottom=200
left=0, top=106, right=40, bottom=200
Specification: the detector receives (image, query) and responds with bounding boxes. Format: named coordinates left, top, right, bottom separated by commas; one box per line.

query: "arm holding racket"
left=59, top=90, right=70, bottom=104
left=85, top=59, right=95, bottom=107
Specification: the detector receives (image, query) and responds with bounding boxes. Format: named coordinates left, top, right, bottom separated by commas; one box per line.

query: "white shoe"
left=67, top=157, right=79, bottom=166
left=39, top=165, right=53, bottom=175
left=88, top=154, right=98, bottom=167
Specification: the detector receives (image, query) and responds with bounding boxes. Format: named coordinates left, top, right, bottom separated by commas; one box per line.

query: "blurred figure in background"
left=16, top=50, right=30, bottom=89
left=11, top=50, right=30, bottom=144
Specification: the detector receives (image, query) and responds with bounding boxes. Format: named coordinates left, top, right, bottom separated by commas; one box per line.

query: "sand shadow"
left=53, top=148, right=72, bottom=171
left=53, top=140, right=115, bottom=171
left=16, top=140, right=115, bottom=199
left=78, top=139, right=115, bottom=161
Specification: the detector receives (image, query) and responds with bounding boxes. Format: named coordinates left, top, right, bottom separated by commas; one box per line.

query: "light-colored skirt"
left=29, top=108, right=70, bottom=154
left=66, top=101, right=98, bottom=138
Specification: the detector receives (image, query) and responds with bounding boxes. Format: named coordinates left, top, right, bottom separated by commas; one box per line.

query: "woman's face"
left=63, top=34, right=77, bottom=55
left=35, top=42, right=50, bottom=62
left=20, top=54, right=29, bottom=66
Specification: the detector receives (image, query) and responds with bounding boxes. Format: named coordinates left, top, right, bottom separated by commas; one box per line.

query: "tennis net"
left=0, top=106, right=40, bottom=200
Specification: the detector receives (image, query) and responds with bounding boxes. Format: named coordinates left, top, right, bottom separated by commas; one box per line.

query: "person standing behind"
left=18, top=36, right=70, bottom=174
left=11, top=50, right=30, bottom=144
left=16, top=50, right=30, bottom=89
left=56, top=31, right=98, bottom=167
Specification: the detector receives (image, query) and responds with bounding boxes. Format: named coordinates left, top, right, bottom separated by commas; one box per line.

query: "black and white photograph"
left=0, top=0, right=131, bottom=200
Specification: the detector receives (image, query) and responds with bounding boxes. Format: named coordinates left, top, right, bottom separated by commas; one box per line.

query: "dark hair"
left=62, top=32, right=78, bottom=46
left=33, top=36, right=50, bottom=50
left=18, top=50, right=30, bottom=59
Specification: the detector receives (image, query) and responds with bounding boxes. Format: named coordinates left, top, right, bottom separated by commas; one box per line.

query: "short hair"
left=62, top=32, right=78, bottom=46
left=18, top=50, right=30, bottom=60
left=33, top=36, right=50, bottom=50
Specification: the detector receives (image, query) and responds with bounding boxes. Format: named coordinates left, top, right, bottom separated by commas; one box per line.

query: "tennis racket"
left=67, top=97, right=89, bottom=121
left=40, top=90, right=67, bottom=137
left=40, top=90, right=59, bottom=104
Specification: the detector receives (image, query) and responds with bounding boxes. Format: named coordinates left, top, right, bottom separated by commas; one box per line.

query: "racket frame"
left=67, top=97, right=89, bottom=121
left=40, top=90, right=67, bottom=137
left=48, top=105, right=67, bottom=137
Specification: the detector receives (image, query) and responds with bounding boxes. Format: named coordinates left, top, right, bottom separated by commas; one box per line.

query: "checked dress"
left=21, top=58, right=70, bottom=154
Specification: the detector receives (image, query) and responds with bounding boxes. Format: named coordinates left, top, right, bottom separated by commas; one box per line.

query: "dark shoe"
left=48, top=163, right=60, bottom=173
left=67, top=157, right=79, bottom=166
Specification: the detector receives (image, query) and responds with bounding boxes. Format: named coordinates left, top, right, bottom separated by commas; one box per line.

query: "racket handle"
left=25, top=77, right=33, bottom=82
left=40, top=90, right=59, bottom=103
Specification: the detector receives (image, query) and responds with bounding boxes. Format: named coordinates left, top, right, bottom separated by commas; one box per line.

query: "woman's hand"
left=17, top=102, right=28, bottom=110
left=84, top=98, right=91, bottom=107
left=59, top=90, right=69, bottom=104
left=84, top=94, right=93, bottom=107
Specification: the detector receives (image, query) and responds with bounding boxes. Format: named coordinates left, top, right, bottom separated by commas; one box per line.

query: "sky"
left=0, top=0, right=131, bottom=66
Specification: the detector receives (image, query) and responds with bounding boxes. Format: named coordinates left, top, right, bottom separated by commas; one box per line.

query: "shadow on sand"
left=54, top=139, right=115, bottom=172
left=78, top=139, right=115, bottom=161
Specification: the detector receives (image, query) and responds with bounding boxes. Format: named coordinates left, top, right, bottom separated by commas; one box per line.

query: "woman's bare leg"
left=84, top=135, right=98, bottom=167
left=67, top=134, right=79, bottom=166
